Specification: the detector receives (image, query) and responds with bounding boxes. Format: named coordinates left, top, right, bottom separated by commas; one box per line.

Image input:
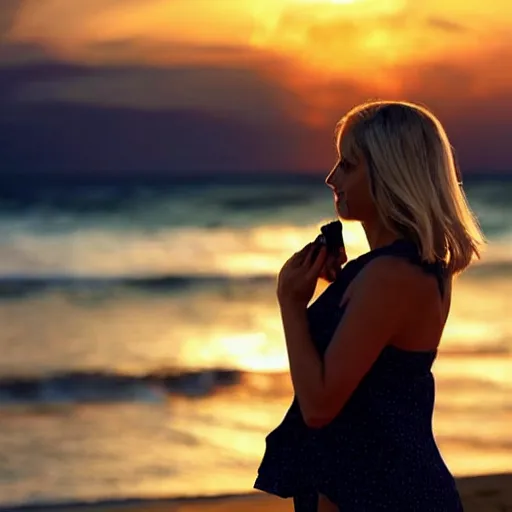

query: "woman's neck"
left=362, top=220, right=401, bottom=251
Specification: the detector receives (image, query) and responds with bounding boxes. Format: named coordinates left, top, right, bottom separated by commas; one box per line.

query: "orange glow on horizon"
left=5, top=0, right=512, bottom=132
left=9, top=0, right=512, bottom=71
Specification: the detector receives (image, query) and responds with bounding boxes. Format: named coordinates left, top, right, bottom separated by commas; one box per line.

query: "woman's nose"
left=327, top=169, right=342, bottom=189
left=325, top=166, right=337, bottom=188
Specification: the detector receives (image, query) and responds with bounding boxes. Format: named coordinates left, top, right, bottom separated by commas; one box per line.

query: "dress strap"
left=341, top=239, right=447, bottom=298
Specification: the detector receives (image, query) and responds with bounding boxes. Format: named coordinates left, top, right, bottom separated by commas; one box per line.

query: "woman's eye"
left=339, top=161, right=352, bottom=171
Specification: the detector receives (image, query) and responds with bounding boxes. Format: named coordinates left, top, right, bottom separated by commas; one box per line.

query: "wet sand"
left=6, top=473, right=512, bottom=511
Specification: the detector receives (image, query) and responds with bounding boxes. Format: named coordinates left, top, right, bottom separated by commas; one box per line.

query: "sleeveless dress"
left=254, top=240, right=464, bottom=511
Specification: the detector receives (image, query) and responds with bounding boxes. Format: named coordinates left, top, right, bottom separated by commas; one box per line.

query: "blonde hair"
left=335, top=100, right=485, bottom=274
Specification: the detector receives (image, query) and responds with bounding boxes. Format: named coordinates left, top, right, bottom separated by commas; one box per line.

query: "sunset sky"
left=1, top=0, right=512, bottom=174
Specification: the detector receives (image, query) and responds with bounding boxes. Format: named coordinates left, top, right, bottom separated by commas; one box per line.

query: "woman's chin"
left=335, top=203, right=351, bottom=220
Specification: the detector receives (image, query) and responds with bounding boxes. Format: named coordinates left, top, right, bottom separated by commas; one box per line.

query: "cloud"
left=8, top=60, right=301, bottom=127
left=0, top=57, right=318, bottom=174
left=61, top=38, right=279, bottom=68
left=0, top=0, right=21, bottom=38
left=425, top=17, right=469, bottom=33
left=1, top=26, right=512, bottom=175
left=7, top=0, right=256, bottom=49
left=2, top=52, right=511, bottom=175
left=0, top=58, right=98, bottom=100
left=0, top=101, right=308, bottom=174
left=0, top=40, right=58, bottom=67
left=269, top=47, right=512, bottom=171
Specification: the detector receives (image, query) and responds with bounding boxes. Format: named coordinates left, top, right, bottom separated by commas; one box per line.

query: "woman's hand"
left=277, top=243, right=328, bottom=309
left=319, top=247, right=348, bottom=282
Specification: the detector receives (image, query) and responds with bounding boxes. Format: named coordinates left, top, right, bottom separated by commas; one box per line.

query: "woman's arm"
left=281, top=256, right=425, bottom=428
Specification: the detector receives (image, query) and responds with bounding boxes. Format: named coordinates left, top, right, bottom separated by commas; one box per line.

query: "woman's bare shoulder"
left=356, top=255, right=441, bottom=306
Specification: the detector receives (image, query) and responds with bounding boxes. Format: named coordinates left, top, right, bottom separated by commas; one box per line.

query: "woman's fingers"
left=306, top=244, right=327, bottom=278
left=292, top=243, right=313, bottom=266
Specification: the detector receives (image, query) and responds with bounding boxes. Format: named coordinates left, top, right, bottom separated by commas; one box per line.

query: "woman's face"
left=325, top=142, right=377, bottom=222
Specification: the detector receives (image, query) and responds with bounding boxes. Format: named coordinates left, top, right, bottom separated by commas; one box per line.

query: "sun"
left=295, top=0, right=376, bottom=9
left=295, top=0, right=362, bottom=4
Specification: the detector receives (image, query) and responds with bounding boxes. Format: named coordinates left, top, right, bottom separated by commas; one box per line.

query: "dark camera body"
left=311, top=220, right=344, bottom=260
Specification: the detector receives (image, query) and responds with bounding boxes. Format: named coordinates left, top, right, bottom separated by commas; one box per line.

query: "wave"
left=465, top=260, right=512, bottom=278
left=0, top=176, right=326, bottom=220
left=1, top=341, right=510, bottom=407
left=0, top=368, right=246, bottom=406
left=437, top=436, right=512, bottom=451
left=0, top=255, right=511, bottom=300
left=0, top=178, right=509, bottom=280
left=0, top=275, right=275, bottom=299
left=0, top=222, right=338, bottom=279
left=0, top=492, right=263, bottom=512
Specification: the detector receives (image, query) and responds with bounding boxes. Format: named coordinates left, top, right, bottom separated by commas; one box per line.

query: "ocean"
left=0, top=173, right=510, bottom=508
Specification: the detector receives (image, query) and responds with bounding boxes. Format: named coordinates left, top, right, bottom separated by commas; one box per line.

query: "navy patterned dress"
left=254, top=240, right=463, bottom=511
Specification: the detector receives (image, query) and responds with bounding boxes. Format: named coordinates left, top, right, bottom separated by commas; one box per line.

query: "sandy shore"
left=5, top=473, right=512, bottom=511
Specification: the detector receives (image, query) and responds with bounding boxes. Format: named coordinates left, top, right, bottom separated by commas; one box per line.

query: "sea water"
left=0, top=173, right=510, bottom=507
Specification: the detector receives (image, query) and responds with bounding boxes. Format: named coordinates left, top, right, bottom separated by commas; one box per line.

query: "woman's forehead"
left=337, top=123, right=358, bottom=161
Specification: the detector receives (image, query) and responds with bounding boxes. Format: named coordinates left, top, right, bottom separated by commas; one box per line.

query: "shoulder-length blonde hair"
left=335, top=100, right=485, bottom=275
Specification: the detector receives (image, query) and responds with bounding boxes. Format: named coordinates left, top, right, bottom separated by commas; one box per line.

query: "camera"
left=312, top=220, right=344, bottom=258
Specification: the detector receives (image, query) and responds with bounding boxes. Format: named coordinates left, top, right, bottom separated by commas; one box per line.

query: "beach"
left=0, top=175, right=510, bottom=509
left=3, top=0, right=512, bottom=507
left=5, top=473, right=512, bottom=511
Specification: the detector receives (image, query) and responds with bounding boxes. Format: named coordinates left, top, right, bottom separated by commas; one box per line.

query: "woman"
left=254, top=100, right=485, bottom=511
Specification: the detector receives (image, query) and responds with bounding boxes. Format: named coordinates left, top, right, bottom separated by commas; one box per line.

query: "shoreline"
left=3, top=473, right=511, bottom=512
